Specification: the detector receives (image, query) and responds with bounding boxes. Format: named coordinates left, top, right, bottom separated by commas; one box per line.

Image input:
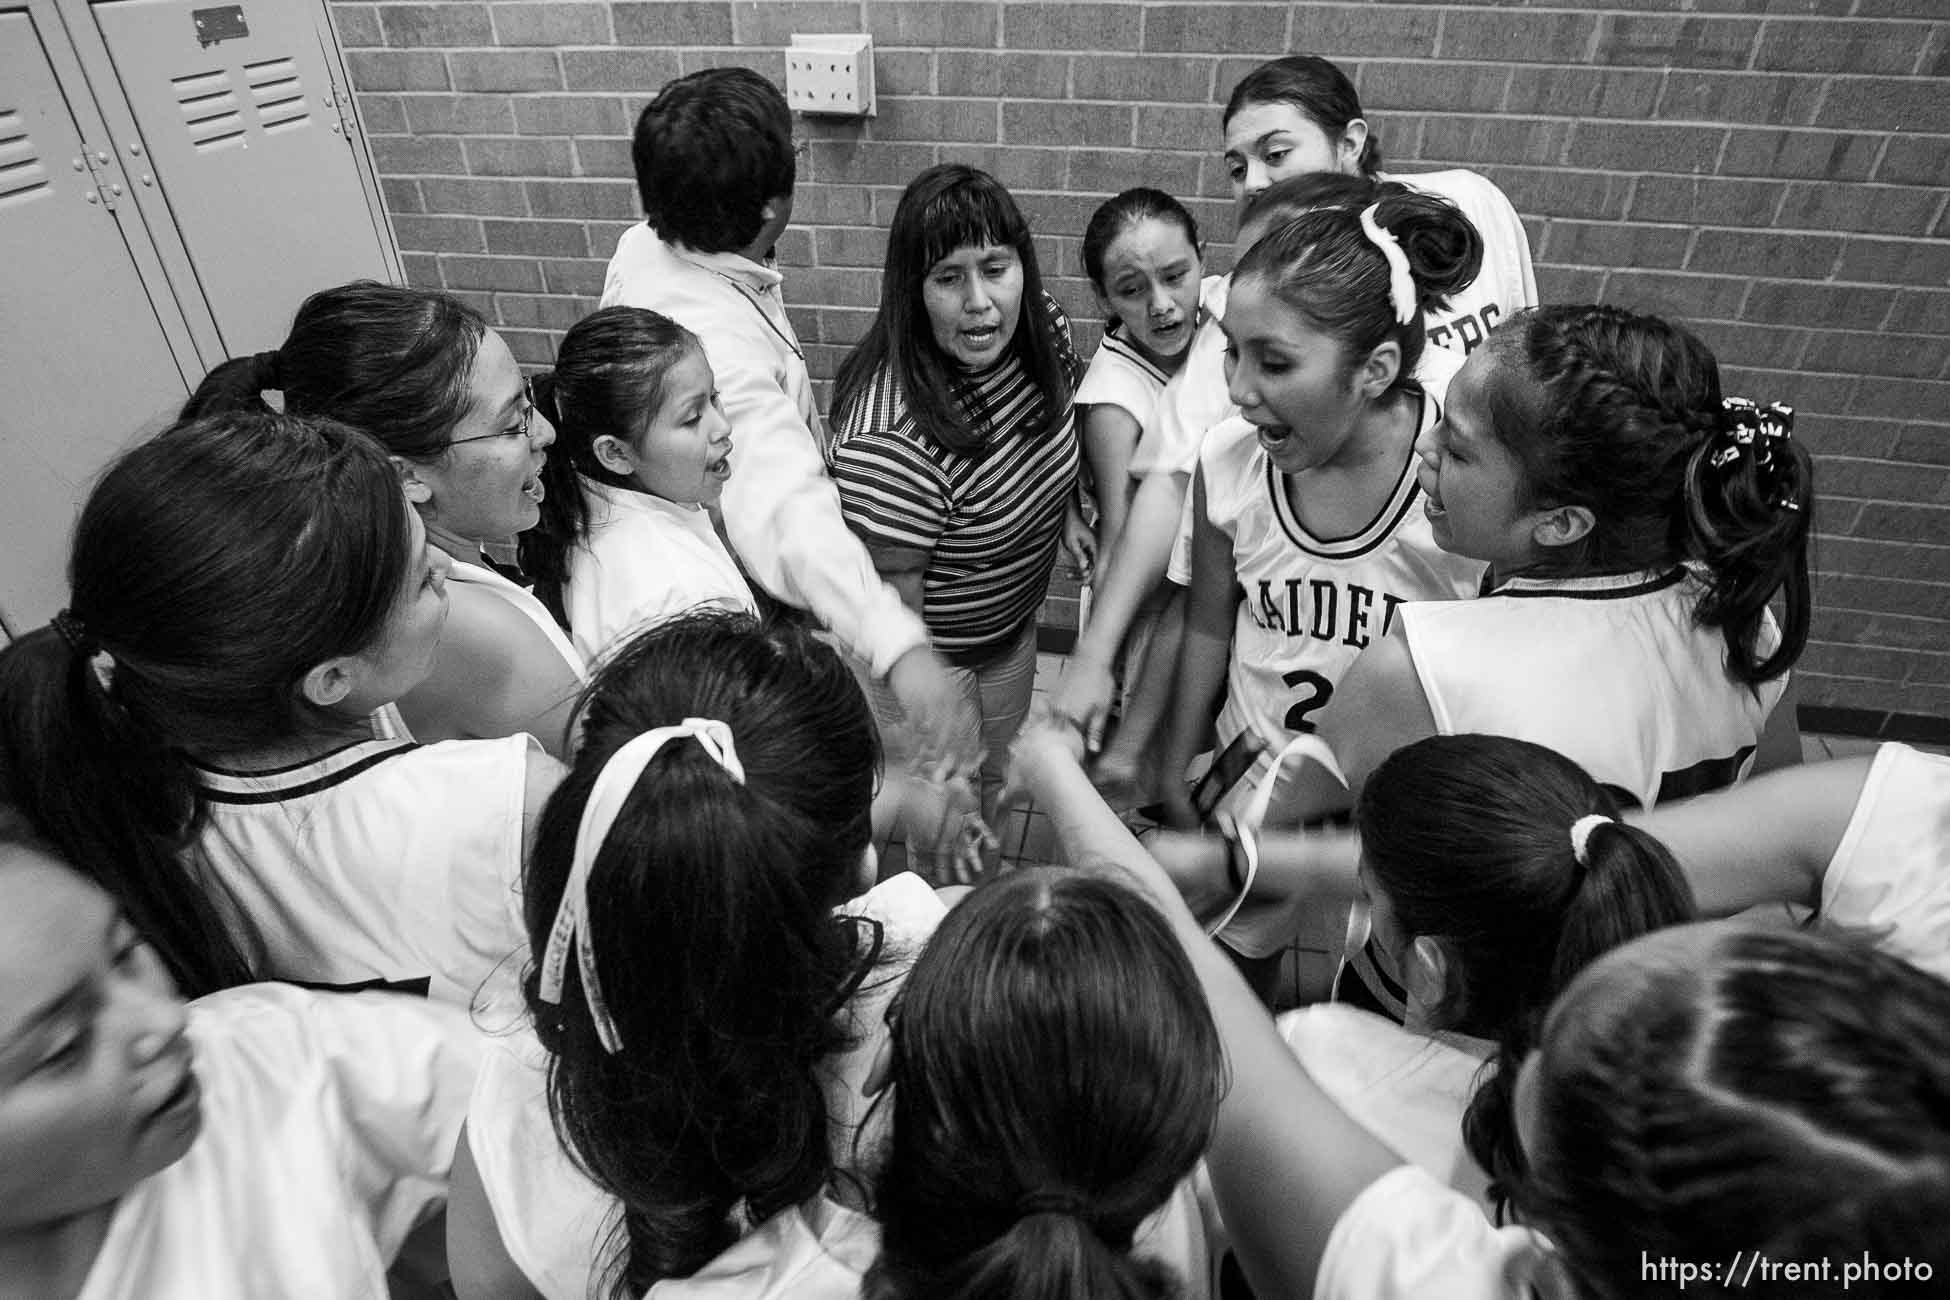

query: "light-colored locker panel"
left=85, top=0, right=393, bottom=353
left=0, top=1, right=191, bottom=627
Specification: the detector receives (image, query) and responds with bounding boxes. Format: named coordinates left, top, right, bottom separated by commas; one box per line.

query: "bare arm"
left=1322, top=628, right=1440, bottom=801
left=1161, top=468, right=1241, bottom=828
left=1631, top=753, right=1870, bottom=917
left=1050, top=468, right=1190, bottom=747
left=1008, top=720, right=1403, bottom=1297
left=446, top=1122, right=545, bottom=1300
left=399, top=585, right=582, bottom=759
left=1080, top=403, right=1142, bottom=557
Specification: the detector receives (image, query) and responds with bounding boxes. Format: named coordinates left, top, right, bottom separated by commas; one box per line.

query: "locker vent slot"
left=173, top=70, right=244, bottom=150
left=244, top=56, right=308, bottom=131
left=0, top=109, right=50, bottom=204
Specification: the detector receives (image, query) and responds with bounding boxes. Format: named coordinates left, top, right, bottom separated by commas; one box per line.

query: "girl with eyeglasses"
left=182, top=281, right=585, bottom=758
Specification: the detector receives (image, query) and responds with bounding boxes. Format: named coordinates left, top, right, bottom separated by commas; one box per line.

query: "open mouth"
left=960, top=325, right=1001, bottom=349
left=521, top=475, right=545, bottom=504
left=706, top=451, right=733, bottom=479
left=1256, top=423, right=1294, bottom=452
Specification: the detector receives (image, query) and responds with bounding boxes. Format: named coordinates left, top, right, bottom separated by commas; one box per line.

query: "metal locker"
left=80, top=0, right=397, bottom=353
left=0, top=0, right=198, bottom=628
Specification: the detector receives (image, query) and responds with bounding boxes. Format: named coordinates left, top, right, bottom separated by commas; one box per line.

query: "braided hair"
left=1478, top=305, right=1814, bottom=684
left=1513, top=926, right=1950, bottom=1299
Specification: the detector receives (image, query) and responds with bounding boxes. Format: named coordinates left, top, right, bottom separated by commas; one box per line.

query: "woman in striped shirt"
left=829, top=164, right=1087, bottom=829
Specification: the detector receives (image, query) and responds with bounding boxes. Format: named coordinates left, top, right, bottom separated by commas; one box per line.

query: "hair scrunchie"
left=1015, top=1189, right=1092, bottom=1223
left=1706, top=396, right=1799, bottom=513
left=1357, top=203, right=1416, bottom=327
left=51, top=609, right=117, bottom=693
left=1569, top=814, right=1613, bottom=868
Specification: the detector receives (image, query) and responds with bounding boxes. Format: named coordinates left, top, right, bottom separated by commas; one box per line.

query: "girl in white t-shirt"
left=0, top=818, right=483, bottom=1300
left=523, top=307, right=757, bottom=664
left=1077, top=188, right=1208, bottom=560
left=0, top=411, right=560, bottom=1004
left=1072, top=188, right=1210, bottom=794
left=448, top=610, right=951, bottom=1300
left=1007, top=716, right=1950, bottom=1300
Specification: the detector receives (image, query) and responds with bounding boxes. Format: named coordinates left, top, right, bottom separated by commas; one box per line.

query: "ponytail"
left=0, top=410, right=413, bottom=999
left=1233, top=182, right=1484, bottom=395
left=1460, top=811, right=1696, bottom=1216
left=518, top=371, right=587, bottom=629
left=1682, top=399, right=1815, bottom=685
left=517, top=307, right=703, bottom=635
left=868, top=1210, right=1177, bottom=1300
left=179, top=350, right=282, bottom=421
left=0, top=627, right=255, bottom=996
left=522, top=611, right=878, bottom=1296
left=866, top=871, right=1221, bottom=1300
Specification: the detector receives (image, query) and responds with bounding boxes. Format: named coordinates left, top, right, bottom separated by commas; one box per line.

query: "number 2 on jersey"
left=1282, top=669, right=1334, bottom=733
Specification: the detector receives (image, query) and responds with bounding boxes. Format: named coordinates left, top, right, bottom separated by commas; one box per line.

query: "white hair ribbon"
left=537, top=717, right=745, bottom=1053
left=1357, top=203, right=1416, bottom=327
left=1569, top=814, right=1613, bottom=869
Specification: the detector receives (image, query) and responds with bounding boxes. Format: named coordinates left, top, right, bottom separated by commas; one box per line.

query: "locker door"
left=83, top=0, right=394, bottom=353
left=0, top=0, right=193, bottom=626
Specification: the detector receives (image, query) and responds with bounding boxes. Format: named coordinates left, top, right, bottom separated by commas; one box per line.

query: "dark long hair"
left=523, top=611, right=881, bottom=1296
left=1223, top=54, right=1381, bottom=176
left=0, top=411, right=416, bottom=997
left=1479, top=305, right=1815, bottom=684
left=832, top=164, right=1073, bottom=455
left=1234, top=181, right=1483, bottom=397
left=1356, top=735, right=1697, bottom=1213
left=522, top=307, right=703, bottom=626
left=1518, top=927, right=1950, bottom=1298
left=865, top=869, right=1225, bottom=1300
left=181, top=280, right=487, bottom=458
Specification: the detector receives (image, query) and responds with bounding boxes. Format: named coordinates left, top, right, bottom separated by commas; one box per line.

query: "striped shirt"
left=829, top=296, right=1083, bottom=664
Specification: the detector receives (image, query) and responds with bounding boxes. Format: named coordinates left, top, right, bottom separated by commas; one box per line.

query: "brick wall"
left=331, top=0, right=1950, bottom=725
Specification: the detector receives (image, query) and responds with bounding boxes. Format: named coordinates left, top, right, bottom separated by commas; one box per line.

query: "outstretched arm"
left=1007, top=718, right=1403, bottom=1296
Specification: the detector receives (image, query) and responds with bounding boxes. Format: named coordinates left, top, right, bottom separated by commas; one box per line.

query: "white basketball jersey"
left=195, top=729, right=536, bottom=1005
left=1400, top=569, right=1787, bottom=811
left=1201, top=396, right=1486, bottom=754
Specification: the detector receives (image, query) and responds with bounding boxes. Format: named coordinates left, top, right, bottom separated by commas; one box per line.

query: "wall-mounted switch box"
left=786, top=34, right=875, bottom=118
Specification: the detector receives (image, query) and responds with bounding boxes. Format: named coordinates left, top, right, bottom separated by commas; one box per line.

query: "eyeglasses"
left=448, top=377, right=538, bottom=447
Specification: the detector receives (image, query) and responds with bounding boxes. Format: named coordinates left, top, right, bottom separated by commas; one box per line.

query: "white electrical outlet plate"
left=786, top=33, right=875, bottom=118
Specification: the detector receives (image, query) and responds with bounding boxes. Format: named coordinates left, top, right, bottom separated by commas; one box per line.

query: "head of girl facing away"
left=1420, top=305, right=1815, bottom=684
left=522, top=307, right=730, bottom=623
left=522, top=610, right=881, bottom=1296
left=833, top=163, right=1073, bottom=454
left=866, top=868, right=1225, bottom=1300
left=1081, top=188, right=1204, bottom=372
left=0, top=810, right=200, bottom=1235
left=1355, top=735, right=1697, bottom=1208
left=1222, top=54, right=1378, bottom=215
left=0, top=412, right=449, bottom=998
left=1511, top=924, right=1950, bottom=1298
left=180, top=280, right=557, bottom=557
left=1223, top=183, right=1482, bottom=476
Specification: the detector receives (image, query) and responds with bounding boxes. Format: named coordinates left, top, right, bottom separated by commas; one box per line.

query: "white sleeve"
left=1146, top=310, right=1236, bottom=477
left=1820, top=743, right=1950, bottom=983
left=1166, top=463, right=1200, bottom=586
left=206, top=985, right=485, bottom=1258
left=708, top=327, right=929, bottom=679
left=1315, top=1166, right=1553, bottom=1300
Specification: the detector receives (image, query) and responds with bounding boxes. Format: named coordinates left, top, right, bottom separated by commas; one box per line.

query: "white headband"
left=1358, top=204, right=1416, bottom=327
left=537, top=718, right=745, bottom=1053
left=1569, top=814, right=1613, bottom=868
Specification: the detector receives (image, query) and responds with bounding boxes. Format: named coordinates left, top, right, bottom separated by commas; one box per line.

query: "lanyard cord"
left=703, top=267, right=805, bottom=363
